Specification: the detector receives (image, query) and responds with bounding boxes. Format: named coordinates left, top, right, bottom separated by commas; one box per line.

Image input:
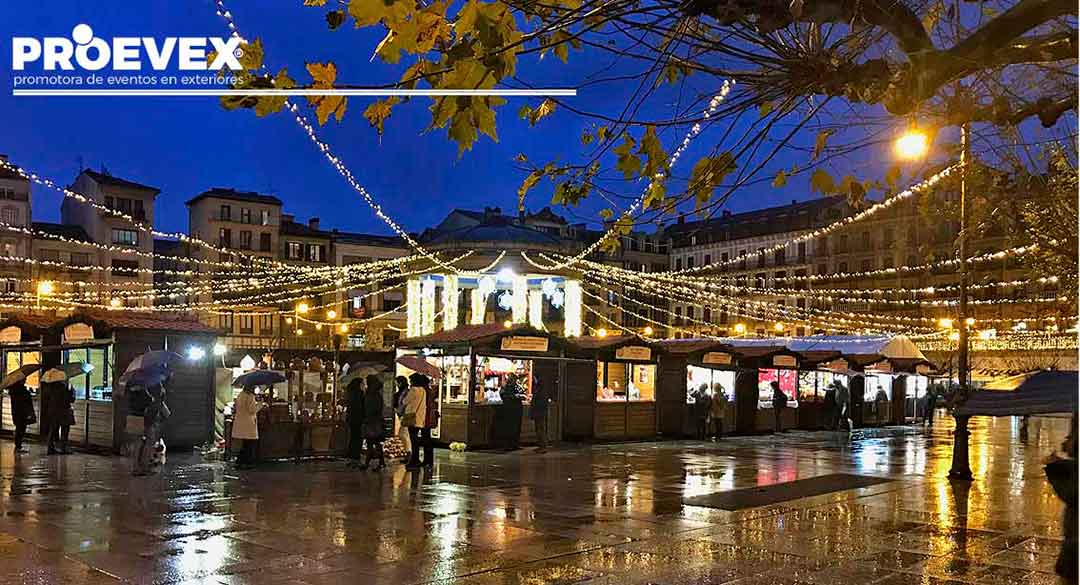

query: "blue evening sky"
left=3, top=1, right=900, bottom=237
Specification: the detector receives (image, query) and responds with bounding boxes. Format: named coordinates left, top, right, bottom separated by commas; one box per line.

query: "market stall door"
left=657, top=360, right=685, bottom=437
left=562, top=361, right=595, bottom=441
left=734, top=371, right=757, bottom=435
left=533, top=360, right=560, bottom=445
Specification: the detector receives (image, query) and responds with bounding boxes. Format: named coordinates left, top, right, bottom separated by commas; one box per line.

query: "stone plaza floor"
left=0, top=415, right=1072, bottom=584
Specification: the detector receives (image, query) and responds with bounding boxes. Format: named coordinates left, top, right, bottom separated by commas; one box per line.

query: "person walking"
left=530, top=375, right=551, bottom=453
left=402, top=373, right=428, bottom=469
left=133, top=381, right=171, bottom=476
left=394, top=375, right=411, bottom=462
left=823, top=383, right=837, bottom=430
left=45, top=381, right=74, bottom=455
left=834, top=380, right=852, bottom=432
left=709, top=384, right=727, bottom=440
left=771, top=382, right=787, bottom=434
left=8, top=380, right=34, bottom=453
left=924, top=389, right=939, bottom=427
left=345, top=378, right=366, bottom=467
left=362, top=375, right=387, bottom=470
left=232, top=384, right=262, bottom=469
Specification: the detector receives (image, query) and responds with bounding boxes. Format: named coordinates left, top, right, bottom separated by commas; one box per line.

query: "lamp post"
left=895, top=123, right=972, bottom=480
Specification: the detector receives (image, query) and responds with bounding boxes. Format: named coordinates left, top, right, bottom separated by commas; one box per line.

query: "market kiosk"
left=793, top=351, right=847, bottom=430
left=396, top=323, right=566, bottom=449
left=865, top=357, right=935, bottom=424
left=567, top=336, right=659, bottom=441
left=726, top=345, right=801, bottom=434
left=655, top=339, right=739, bottom=438
left=0, top=316, right=48, bottom=441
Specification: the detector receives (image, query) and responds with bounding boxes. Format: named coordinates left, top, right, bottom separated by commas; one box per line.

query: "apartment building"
left=0, top=156, right=32, bottom=294
left=330, top=230, right=409, bottom=349
left=64, top=170, right=159, bottom=307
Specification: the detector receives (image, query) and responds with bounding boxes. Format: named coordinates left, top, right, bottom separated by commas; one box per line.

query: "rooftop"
left=81, top=170, right=160, bottom=194
left=186, top=187, right=283, bottom=207
left=666, top=195, right=850, bottom=246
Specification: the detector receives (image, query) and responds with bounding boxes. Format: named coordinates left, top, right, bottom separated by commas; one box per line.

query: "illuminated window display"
left=597, top=362, right=655, bottom=402
left=799, top=371, right=849, bottom=402
left=686, top=365, right=735, bottom=404
left=865, top=374, right=893, bottom=401
left=758, top=369, right=797, bottom=408
left=474, top=356, right=533, bottom=404
left=433, top=355, right=470, bottom=404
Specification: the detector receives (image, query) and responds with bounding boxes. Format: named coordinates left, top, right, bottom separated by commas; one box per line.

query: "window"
left=756, top=272, right=766, bottom=288
left=817, top=263, right=827, bottom=274
left=104, top=196, right=114, bottom=209
left=836, top=234, right=848, bottom=253
left=721, top=252, right=729, bottom=263
left=883, top=257, right=894, bottom=269
left=703, top=308, right=711, bottom=322
left=383, top=296, right=403, bottom=311
left=112, top=229, right=138, bottom=246
left=111, top=259, right=139, bottom=276
left=797, top=242, right=806, bottom=263
left=219, top=312, right=234, bottom=332
left=674, top=306, right=682, bottom=323
left=675, top=258, right=682, bottom=270
left=838, top=262, right=848, bottom=273
left=133, top=199, right=145, bottom=221
left=883, top=227, right=894, bottom=247
left=907, top=226, right=917, bottom=243
left=218, top=228, right=231, bottom=248
left=757, top=249, right=766, bottom=268
left=70, top=252, right=90, bottom=266
left=861, top=259, right=872, bottom=272
left=239, top=230, right=252, bottom=250
left=240, top=208, right=252, bottom=224
left=238, top=314, right=254, bottom=334
left=704, top=254, right=711, bottom=266
left=861, top=231, right=871, bottom=249
left=220, top=204, right=231, bottom=221
left=261, top=209, right=270, bottom=225
left=739, top=250, right=747, bottom=270
left=287, top=241, right=303, bottom=259
left=306, top=244, right=325, bottom=262
left=259, top=232, right=271, bottom=252
left=907, top=254, right=918, bottom=267
left=259, top=313, right=274, bottom=333
left=0, top=207, right=17, bottom=224
left=686, top=306, right=695, bottom=321
left=687, top=256, right=695, bottom=269
left=39, top=249, right=60, bottom=262
left=0, top=279, right=14, bottom=293
left=774, top=248, right=785, bottom=266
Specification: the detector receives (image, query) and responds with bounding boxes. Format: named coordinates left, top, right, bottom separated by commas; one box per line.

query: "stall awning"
left=396, top=323, right=552, bottom=350
left=654, top=338, right=729, bottom=356
left=956, top=370, right=1079, bottom=417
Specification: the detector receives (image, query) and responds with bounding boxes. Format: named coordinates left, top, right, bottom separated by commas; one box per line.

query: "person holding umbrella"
left=2, top=364, right=40, bottom=454
left=41, top=363, right=89, bottom=455
left=232, top=383, right=263, bottom=468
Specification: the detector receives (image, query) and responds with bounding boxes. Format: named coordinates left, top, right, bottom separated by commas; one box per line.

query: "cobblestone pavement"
left=0, top=415, right=1071, bottom=584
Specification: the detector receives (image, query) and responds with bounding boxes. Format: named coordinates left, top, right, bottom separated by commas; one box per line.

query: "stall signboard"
left=868, top=361, right=893, bottom=373
left=773, top=355, right=797, bottom=368
left=915, top=364, right=931, bottom=375
left=63, top=323, right=94, bottom=343
left=615, top=346, right=652, bottom=361
left=702, top=351, right=733, bottom=366
left=0, top=326, right=21, bottom=344
left=500, top=336, right=549, bottom=352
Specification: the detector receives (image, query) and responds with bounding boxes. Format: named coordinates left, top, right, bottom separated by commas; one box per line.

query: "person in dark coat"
left=771, top=381, right=787, bottom=433
left=499, top=375, right=524, bottom=451
left=530, top=374, right=551, bottom=452
left=1052, top=414, right=1077, bottom=582
left=394, top=375, right=411, bottom=463
left=823, top=384, right=837, bottom=430
left=8, top=380, right=34, bottom=453
left=345, top=378, right=366, bottom=466
left=45, top=381, right=75, bottom=455
left=923, top=389, right=939, bottom=427
left=362, top=375, right=386, bottom=470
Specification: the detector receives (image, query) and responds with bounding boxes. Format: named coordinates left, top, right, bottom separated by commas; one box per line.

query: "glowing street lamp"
left=296, top=302, right=310, bottom=314
left=895, top=129, right=930, bottom=160
left=773, top=322, right=785, bottom=333
left=326, top=309, right=337, bottom=320
left=733, top=323, right=747, bottom=335
left=938, top=317, right=954, bottom=329
left=643, top=326, right=654, bottom=336
left=596, top=328, right=608, bottom=338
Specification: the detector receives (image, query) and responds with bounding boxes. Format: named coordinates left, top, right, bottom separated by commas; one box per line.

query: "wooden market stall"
left=792, top=350, right=846, bottom=430
left=396, top=323, right=567, bottom=449
left=0, top=315, right=51, bottom=441
left=723, top=343, right=802, bottom=434
left=0, top=311, right=218, bottom=452
left=655, top=339, right=740, bottom=438
left=566, top=336, right=660, bottom=441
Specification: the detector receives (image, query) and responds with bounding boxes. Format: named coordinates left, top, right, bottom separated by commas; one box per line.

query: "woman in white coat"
left=232, top=384, right=262, bottom=468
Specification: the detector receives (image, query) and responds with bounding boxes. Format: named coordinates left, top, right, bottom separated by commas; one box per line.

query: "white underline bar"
left=12, top=88, right=577, bottom=97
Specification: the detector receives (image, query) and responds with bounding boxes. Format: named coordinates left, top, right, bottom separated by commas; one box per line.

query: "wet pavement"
left=0, top=415, right=1071, bottom=584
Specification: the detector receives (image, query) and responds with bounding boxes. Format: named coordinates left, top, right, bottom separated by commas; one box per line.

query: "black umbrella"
left=232, top=370, right=286, bottom=388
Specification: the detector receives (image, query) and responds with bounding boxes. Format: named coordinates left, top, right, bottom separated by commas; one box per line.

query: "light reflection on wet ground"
left=0, top=415, right=1070, bottom=584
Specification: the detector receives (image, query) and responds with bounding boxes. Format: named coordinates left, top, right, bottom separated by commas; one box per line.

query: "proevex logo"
left=12, top=24, right=243, bottom=72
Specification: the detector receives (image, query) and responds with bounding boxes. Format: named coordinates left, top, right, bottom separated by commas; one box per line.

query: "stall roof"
left=654, top=338, right=729, bottom=356
left=49, top=311, right=220, bottom=335
left=724, top=335, right=926, bottom=360
left=956, top=370, right=1078, bottom=416
left=0, top=314, right=58, bottom=338
left=397, top=323, right=553, bottom=349
left=568, top=335, right=650, bottom=351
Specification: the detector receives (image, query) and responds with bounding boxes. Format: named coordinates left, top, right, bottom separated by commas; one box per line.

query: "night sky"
left=5, top=1, right=906, bottom=237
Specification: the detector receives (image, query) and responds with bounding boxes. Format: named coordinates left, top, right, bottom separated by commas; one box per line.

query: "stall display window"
left=474, top=357, right=532, bottom=404
left=596, top=362, right=657, bottom=402
left=913, top=376, right=929, bottom=399
left=686, top=366, right=735, bottom=403
left=865, top=374, right=892, bottom=401
left=435, top=355, right=470, bottom=404
left=758, top=369, right=797, bottom=408
left=628, top=364, right=655, bottom=402
left=798, top=371, right=817, bottom=401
